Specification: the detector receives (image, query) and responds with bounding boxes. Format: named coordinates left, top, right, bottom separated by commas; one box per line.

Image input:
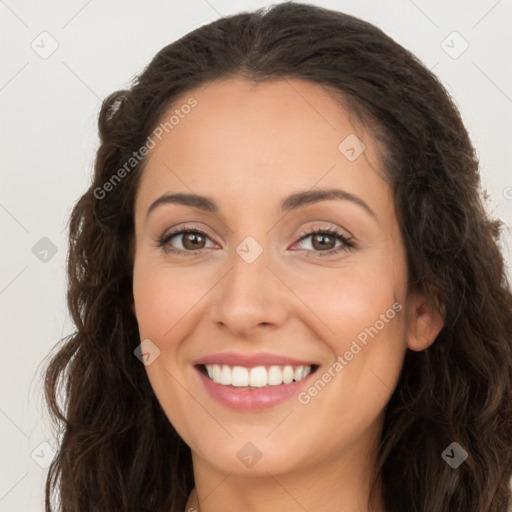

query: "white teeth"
left=249, top=366, right=267, bottom=387
left=231, top=366, right=249, bottom=386
left=220, top=365, right=231, bottom=385
left=267, top=366, right=283, bottom=385
left=212, top=364, right=221, bottom=382
left=204, top=363, right=313, bottom=387
left=282, top=365, right=294, bottom=384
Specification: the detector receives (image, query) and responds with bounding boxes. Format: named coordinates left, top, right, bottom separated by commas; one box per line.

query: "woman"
left=42, top=3, right=512, bottom=511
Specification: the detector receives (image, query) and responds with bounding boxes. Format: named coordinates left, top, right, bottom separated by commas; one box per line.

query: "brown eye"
left=181, top=231, right=207, bottom=250
left=293, top=227, right=354, bottom=257
left=310, top=233, right=336, bottom=251
left=157, top=228, right=215, bottom=255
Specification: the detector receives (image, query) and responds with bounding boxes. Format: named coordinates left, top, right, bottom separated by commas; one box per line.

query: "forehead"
left=135, top=77, right=389, bottom=213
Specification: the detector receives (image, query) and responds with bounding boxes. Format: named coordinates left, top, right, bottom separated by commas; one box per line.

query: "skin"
left=131, top=77, right=444, bottom=512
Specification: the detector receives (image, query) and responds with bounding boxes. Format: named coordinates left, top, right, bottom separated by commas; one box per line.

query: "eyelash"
left=156, top=225, right=354, bottom=258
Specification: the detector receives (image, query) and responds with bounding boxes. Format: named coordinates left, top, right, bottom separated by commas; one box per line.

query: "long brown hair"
left=41, top=3, right=512, bottom=511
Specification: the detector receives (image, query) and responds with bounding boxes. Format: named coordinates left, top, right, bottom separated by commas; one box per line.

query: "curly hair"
left=41, top=2, right=512, bottom=511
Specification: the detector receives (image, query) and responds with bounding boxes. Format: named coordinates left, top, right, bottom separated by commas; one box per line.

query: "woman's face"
left=132, top=78, right=438, bottom=479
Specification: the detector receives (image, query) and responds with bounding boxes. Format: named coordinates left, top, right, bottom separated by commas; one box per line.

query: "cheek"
left=132, top=257, right=208, bottom=340
left=132, top=258, right=203, bottom=438
left=132, top=259, right=188, bottom=385
left=289, top=251, right=406, bottom=347
left=291, top=249, right=408, bottom=418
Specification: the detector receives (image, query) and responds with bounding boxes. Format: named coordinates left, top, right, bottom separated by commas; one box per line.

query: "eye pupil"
left=312, top=233, right=335, bottom=250
left=183, top=232, right=205, bottom=250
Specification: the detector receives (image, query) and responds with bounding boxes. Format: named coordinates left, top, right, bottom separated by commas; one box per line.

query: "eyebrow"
left=145, top=188, right=377, bottom=222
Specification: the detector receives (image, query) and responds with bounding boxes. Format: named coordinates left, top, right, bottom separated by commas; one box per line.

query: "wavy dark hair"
left=40, top=2, right=512, bottom=511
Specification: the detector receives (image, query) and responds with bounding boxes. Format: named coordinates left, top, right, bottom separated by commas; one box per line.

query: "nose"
left=210, top=243, right=289, bottom=339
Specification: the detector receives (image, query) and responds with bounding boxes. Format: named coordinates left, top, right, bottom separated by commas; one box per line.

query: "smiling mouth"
left=196, top=363, right=319, bottom=389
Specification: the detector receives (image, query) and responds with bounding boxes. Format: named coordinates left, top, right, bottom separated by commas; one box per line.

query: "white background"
left=1, top=1, right=511, bottom=510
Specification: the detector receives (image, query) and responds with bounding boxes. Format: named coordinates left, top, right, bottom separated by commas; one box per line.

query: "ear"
left=405, top=286, right=444, bottom=351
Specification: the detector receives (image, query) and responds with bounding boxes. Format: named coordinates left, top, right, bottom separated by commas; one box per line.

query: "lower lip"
left=195, top=366, right=317, bottom=412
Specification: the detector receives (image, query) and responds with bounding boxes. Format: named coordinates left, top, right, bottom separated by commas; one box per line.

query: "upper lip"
left=192, top=352, right=318, bottom=368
